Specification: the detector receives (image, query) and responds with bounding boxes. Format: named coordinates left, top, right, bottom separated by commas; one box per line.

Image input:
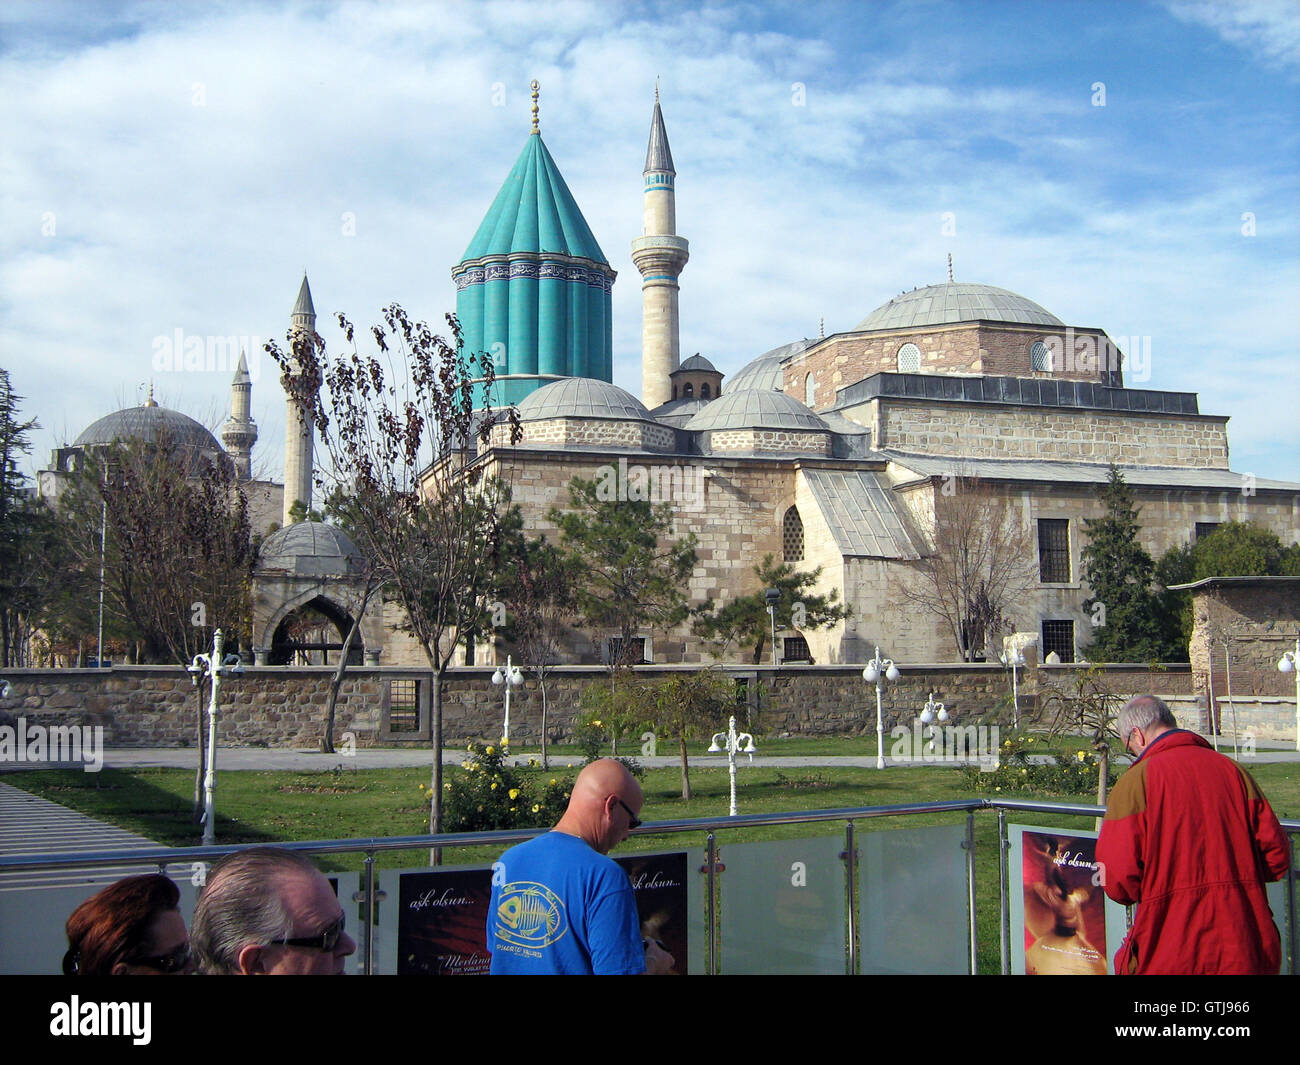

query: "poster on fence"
left=1009, top=825, right=1127, bottom=975
left=397, top=866, right=492, bottom=975
left=394, top=850, right=690, bottom=974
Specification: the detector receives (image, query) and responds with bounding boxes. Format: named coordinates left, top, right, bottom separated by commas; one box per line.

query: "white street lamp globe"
left=937, top=707, right=949, bottom=723
left=863, top=663, right=879, bottom=683
left=920, top=708, right=934, bottom=724
left=885, top=663, right=900, bottom=682
left=491, top=669, right=504, bottom=685
left=1281, top=655, right=1295, bottom=674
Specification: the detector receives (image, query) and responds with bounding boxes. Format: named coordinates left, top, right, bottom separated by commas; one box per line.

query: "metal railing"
left=1, top=798, right=1295, bottom=975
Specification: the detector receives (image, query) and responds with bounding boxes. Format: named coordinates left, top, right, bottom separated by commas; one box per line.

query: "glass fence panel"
left=860, top=822, right=967, bottom=975
left=0, top=870, right=200, bottom=976
left=719, top=835, right=846, bottom=975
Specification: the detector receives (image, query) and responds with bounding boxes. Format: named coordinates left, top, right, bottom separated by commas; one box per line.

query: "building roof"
left=685, top=388, right=828, bottom=433
left=460, top=135, right=608, bottom=264
left=855, top=282, right=1064, bottom=331
left=727, top=339, right=813, bottom=392
left=292, top=274, right=315, bottom=318
left=258, top=521, right=364, bottom=578
left=801, top=469, right=923, bottom=559
left=882, top=453, right=1300, bottom=493
left=73, top=403, right=223, bottom=456
left=516, top=377, right=653, bottom=422
left=644, top=95, right=675, bottom=175
left=649, top=396, right=711, bottom=427
left=673, top=353, right=717, bottom=374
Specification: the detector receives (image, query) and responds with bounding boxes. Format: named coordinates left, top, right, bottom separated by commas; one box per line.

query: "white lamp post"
left=187, top=628, right=244, bottom=847
left=764, top=588, right=782, bottom=668
left=491, top=655, right=524, bottom=745
left=863, top=645, right=900, bottom=769
left=707, top=715, right=756, bottom=816
left=1279, top=637, right=1300, bottom=753
left=919, top=690, right=949, bottom=753
left=1000, top=649, right=1026, bottom=728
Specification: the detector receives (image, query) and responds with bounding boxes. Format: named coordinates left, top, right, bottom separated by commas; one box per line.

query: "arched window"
left=783, top=506, right=805, bottom=562
left=804, top=373, right=816, bottom=406
left=1030, top=341, right=1052, bottom=372
left=672, top=384, right=678, bottom=400
left=897, top=343, right=921, bottom=373
left=701, top=383, right=711, bottom=399
left=684, top=382, right=694, bottom=398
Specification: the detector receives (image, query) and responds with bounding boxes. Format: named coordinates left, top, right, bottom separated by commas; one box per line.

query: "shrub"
left=438, top=740, right=572, bottom=832
left=958, top=732, right=1117, bottom=796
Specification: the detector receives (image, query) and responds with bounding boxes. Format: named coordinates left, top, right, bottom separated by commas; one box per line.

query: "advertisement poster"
left=615, top=850, right=690, bottom=975
left=1009, top=825, right=1126, bottom=975
left=395, top=850, right=690, bottom=974
left=397, top=867, right=492, bottom=975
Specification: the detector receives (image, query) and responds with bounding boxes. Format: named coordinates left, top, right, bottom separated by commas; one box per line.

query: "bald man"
left=487, top=758, right=674, bottom=975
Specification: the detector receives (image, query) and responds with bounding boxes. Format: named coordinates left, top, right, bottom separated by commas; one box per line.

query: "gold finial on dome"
left=530, top=79, right=540, bottom=134
left=144, top=382, right=157, bottom=408
left=947, top=252, right=954, bottom=283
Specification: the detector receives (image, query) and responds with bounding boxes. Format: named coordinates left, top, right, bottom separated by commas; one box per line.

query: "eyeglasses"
left=616, top=797, right=642, bottom=831
left=128, top=942, right=193, bottom=974
left=1125, top=727, right=1139, bottom=752
left=270, top=913, right=346, bottom=952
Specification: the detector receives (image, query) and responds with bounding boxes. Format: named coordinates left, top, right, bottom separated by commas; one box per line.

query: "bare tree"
left=268, top=305, right=519, bottom=839
left=1038, top=665, right=1125, bottom=812
left=902, top=476, right=1038, bottom=661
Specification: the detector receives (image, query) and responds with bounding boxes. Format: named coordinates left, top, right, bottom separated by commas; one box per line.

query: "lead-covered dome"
left=685, top=388, right=828, bottom=433
left=516, top=378, right=654, bottom=422
left=855, top=282, right=1064, bottom=331
left=727, top=339, right=813, bottom=393
left=258, top=521, right=364, bottom=578
left=74, top=403, right=223, bottom=456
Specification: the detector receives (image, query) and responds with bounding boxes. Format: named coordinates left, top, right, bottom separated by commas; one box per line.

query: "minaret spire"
left=632, top=88, right=689, bottom=409
left=221, top=351, right=257, bottom=480
left=283, top=273, right=317, bottom=524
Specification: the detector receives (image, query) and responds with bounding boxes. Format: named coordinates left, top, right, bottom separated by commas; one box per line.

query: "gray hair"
left=191, top=847, right=320, bottom=974
left=1117, top=695, right=1177, bottom=743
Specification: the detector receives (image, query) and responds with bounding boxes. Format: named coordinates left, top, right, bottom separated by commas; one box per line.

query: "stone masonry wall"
left=784, top=323, right=1108, bottom=410
left=876, top=401, right=1230, bottom=468
left=0, top=661, right=1196, bottom=750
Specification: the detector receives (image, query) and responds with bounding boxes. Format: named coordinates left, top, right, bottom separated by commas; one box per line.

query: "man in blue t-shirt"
left=487, top=758, right=674, bottom=975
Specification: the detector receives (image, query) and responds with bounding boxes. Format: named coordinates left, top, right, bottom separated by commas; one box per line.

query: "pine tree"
left=1081, top=465, right=1163, bottom=662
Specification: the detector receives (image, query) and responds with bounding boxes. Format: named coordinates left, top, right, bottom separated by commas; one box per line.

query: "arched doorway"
left=268, top=596, right=362, bottom=666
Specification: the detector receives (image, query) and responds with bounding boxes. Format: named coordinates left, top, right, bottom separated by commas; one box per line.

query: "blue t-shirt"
left=488, top=831, right=644, bottom=975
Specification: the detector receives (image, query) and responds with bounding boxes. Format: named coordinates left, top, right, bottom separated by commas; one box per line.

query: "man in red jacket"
left=1097, top=695, right=1292, bottom=974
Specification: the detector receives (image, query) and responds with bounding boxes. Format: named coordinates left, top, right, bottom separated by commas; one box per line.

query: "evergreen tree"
left=1080, top=465, right=1163, bottom=662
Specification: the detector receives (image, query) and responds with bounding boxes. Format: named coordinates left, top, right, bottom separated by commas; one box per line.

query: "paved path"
left=3, top=743, right=1294, bottom=773
left=0, top=781, right=165, bottom=892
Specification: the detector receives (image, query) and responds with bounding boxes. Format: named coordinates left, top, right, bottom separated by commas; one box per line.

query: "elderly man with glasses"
left=1096, top=695, right=1291, bottom=974
left=487, top=758, right=674, bottom=975
left=191, top=847, right=356, bottom=975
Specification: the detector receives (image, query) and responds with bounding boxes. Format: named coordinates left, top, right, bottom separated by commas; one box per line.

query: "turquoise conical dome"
left=453, top=132, right=616, bottom=408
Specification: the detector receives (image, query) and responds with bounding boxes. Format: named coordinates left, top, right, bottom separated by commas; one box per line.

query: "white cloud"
left=1164, top=0, right=1300, bottom=71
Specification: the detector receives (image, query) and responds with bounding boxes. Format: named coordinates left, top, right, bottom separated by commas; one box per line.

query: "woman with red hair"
left=62, top=874, right=193, bottom=975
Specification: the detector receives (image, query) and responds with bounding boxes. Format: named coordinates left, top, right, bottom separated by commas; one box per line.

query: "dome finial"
left=655, top=77, right=660, bottom=104
left=947, top=252, right=954, bottom=283
left=530, top=79, right=540, bottom=134
left=144, top=381, right=157, bottom=408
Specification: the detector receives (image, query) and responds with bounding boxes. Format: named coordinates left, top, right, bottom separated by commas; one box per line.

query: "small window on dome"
left=804, top=373, right=815, bottom=407
left=1030, top=341, right=1052, bottom=372
left=701, top=383, right=711, bottom=399
left=684, top=383, right=694, bottom=399
left=897, top=343, right=921, bottom=373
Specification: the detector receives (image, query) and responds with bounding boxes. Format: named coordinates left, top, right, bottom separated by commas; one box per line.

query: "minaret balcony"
left=631, top=234, right=689, bottom=276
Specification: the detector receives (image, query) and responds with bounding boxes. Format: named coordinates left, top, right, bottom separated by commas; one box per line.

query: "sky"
left=2, top=0, right=1298, bottom=484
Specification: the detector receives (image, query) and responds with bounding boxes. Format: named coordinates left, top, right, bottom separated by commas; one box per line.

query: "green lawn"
left=7, top=759, right=1296, bottom=974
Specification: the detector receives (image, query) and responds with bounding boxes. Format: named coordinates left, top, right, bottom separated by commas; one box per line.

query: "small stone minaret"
left=221, top=351, right=257, bottom=480
left=282, top=274, right=316, bottom=525
left=632, top=87, right=689, bottom=410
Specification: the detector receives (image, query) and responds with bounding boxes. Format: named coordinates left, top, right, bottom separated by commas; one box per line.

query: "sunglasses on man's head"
left=616, top=797, right=642, bottom=830
left=128, top=942, right=193, bottom=974
left=270, top=913, right=346, bottom=952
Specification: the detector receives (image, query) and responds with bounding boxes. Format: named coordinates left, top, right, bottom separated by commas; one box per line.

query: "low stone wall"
left=0, top=660, right=1200, bottom=750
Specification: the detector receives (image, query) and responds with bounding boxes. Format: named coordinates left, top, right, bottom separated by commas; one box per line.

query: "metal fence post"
left=363, top=851, right=375, bottom=976
left=964, top=810, right=977, bottom=975
left=845, top=820, right=857, bottom=975
left=706, top=830, right=717, bottom=976
left=998, top=807, right=1009, bottom=975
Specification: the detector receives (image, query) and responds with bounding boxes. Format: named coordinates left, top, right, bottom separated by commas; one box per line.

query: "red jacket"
left=1096, top=729, right=1291, bottom=975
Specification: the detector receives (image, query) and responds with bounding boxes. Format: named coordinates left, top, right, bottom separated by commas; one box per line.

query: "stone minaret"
left=282, top=274, right=316, bottom=524
left=632, top=88, right=689, bottom=410
left=220, top=351, right=257, bottom=480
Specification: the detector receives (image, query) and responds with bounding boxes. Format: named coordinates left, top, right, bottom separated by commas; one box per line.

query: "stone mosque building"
left=43, top=88, right=1300, bottom=669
